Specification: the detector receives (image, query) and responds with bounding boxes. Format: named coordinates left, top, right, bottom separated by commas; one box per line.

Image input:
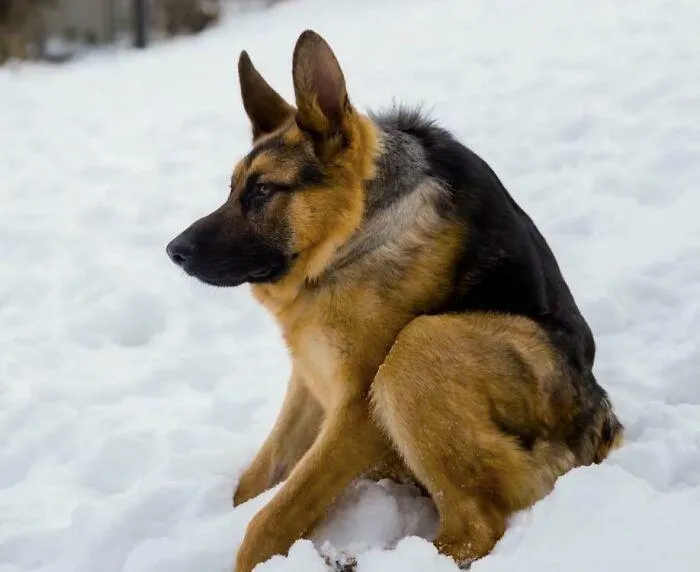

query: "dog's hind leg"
left=234, top=370, right=324, bottom=506
left=370, top=313, right=578, bottom=567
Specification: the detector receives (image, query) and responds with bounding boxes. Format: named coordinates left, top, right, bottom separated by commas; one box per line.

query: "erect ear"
left=238, top=50, right=295, bottom=141
left=292, top=30, right=351, bottom=142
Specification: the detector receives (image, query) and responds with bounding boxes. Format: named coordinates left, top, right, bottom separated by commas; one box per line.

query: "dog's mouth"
left=189, top=262, right=287, bottom=288
left=192, top=273, right=248, bottom=288
left=170, top=248, right=290, bottom=287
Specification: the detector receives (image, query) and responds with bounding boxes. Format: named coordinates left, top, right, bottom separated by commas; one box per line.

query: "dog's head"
left=166, top=30, right=374, bottom=288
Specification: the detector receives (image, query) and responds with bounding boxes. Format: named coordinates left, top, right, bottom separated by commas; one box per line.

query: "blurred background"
left=0, top=0, right=288, bottom=64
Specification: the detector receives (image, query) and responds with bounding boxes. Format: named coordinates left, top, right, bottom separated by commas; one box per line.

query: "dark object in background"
left=0, top=0, right=53, bottom=64
left=162, top=0, right=220, bottom=37
left=134, top=0, right=148, bottom=48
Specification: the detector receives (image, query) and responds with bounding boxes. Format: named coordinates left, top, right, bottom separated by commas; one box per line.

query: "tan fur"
left=249, top=114, right=380, bottom=313
left=222, top=31, right=623, bottom=572
left=371, top=313, right=579, bottom=563
left=234, top=369, right=323, bottom=506
left=289, top=115, right=378, bottom=282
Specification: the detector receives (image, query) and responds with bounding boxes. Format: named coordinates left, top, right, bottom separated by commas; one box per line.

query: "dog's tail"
left=592, top=395, right=624, bottom=464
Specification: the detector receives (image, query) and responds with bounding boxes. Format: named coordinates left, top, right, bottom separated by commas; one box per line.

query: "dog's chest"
left=282, top=287, right=399, bottom=411
left=292, top=326, right=347, bottom=411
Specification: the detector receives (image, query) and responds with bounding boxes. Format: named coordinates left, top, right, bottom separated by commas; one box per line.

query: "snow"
left=1, top=0, right=699, bottom=570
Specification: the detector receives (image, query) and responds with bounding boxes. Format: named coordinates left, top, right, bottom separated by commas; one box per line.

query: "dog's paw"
left=232, top=464, right=269, bottom=507
left=322, top=552, right=357, bottom=572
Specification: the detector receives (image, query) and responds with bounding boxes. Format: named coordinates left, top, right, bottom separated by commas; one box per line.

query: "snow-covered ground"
left=1, top=0, right=699, bottom=570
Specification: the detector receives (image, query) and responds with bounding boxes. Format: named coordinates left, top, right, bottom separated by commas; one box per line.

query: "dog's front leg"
left=234, top=398, right=388, bottom=572
left=234, top=371, right=324, bottom=506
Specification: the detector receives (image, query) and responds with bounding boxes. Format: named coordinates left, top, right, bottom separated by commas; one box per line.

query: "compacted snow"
left=1, top=0, right=699, bottom=570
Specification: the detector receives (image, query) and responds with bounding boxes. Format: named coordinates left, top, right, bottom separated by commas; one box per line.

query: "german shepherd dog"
left=166, top=30, right=623, bottom=571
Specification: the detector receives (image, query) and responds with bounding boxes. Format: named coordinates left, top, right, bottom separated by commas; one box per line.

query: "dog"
left=165, top=30, right=623, bottom=572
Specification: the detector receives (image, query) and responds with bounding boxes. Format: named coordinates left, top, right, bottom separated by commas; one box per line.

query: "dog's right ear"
left=238, top=51, right=294, bottom=141
left=292, top=30, right=350, bottom=144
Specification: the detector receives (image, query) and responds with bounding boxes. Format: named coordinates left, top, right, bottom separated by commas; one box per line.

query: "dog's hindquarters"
left=369, top=312, right=615, bottom=566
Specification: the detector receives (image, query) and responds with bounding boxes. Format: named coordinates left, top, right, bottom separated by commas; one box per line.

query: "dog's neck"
left=323, top=127, right=445, bottom=277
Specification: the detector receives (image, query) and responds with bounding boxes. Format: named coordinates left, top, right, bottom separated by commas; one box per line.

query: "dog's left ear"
left=292, top=30, right=351, bottom=145
left=238, top=50, right=295, bottom=141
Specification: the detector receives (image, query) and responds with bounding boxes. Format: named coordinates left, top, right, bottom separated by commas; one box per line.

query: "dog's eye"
left=240, top=179, right=280, bottom=213
left=253, top=182, right=274, bottom=198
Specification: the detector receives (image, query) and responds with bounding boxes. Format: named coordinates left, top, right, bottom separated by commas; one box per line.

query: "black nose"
left=166, top=235, right=195, bottom=267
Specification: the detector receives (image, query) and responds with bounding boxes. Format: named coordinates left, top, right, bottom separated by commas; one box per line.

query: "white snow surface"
left=1, top=0, right=699, bottom=570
